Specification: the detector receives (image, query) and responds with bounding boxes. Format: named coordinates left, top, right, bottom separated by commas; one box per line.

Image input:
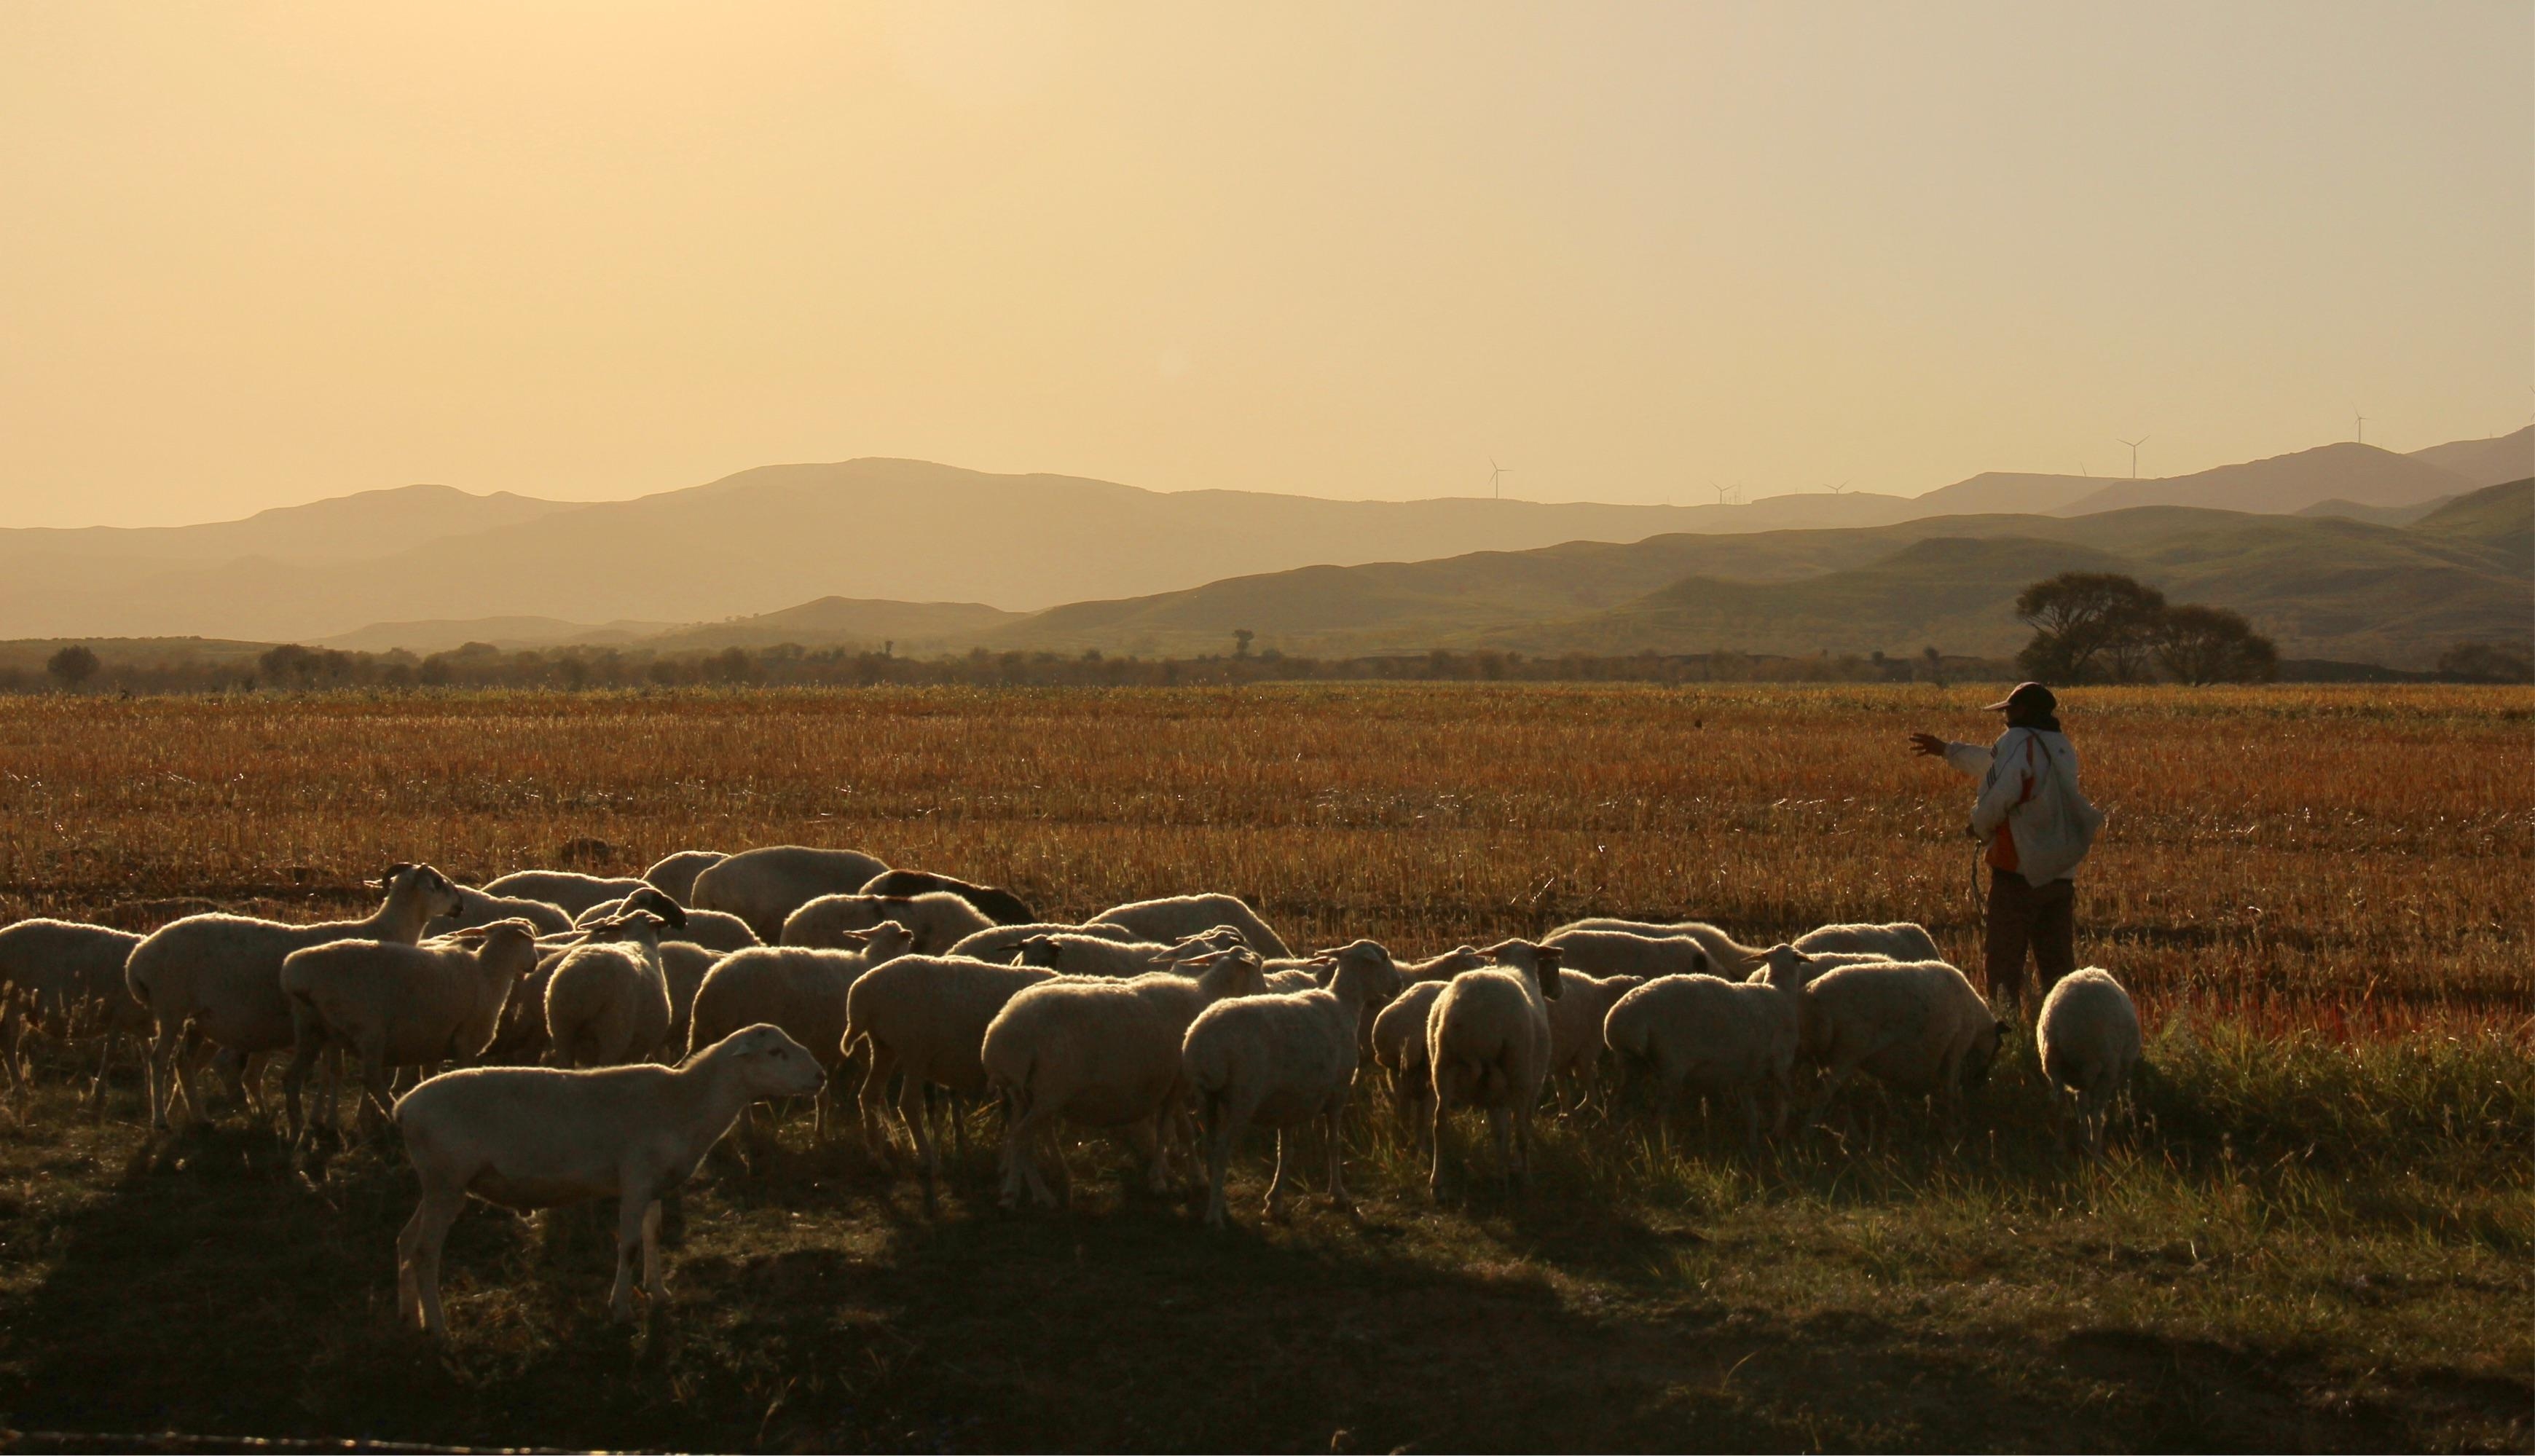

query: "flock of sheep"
left=0, top=843, right=2144, bottom=1339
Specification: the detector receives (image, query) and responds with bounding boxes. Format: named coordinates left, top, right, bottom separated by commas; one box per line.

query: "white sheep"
left=480, top=870, right=647, bottom=918
left=1426, top=939, right=1564, bottom=1198
left=2037, top=967, right=2141, bottom=1155
left=278, top=919, right=543, bottom=1142
left=641, top=850, right=728, bottom=903
left=859, top=870, right=1039, bottom=926
left=0, top=918, right=148, bottom=1113
left=659, top=942, right=720, bottom=1059
left=1088, top=893, right=1294, bottom=959
left=1600, top=974, right=1799, bottom=1152
left=1012, top=932, right=1183, bottom=980
left=1542, top=969, right=1648, bottom=1112
left=1799, top=959, right=2008, bottom=1129
left=543, top=913, right=675, bottom=1069
left=982, top=946, right=1267, bottom=1208
left=392, top=1023, right=824, bottom=1336
left=1540, top=929, right=1713, bottom=980
left=426, top=885, right=575, bottom=939
left=1792, top=922, right=1944, bottom=964
left=1401, top=945, right=1487, bottom=982
left=1182, top=940, right=1404, bottom=1227
left=781, top=891, right=991, bottom=956
left=1551, top=918, right=1772, bottom=976
left=946, top=921, right=1147, bottom=962
left=576, top=887, right=762, bottom=953
left=683, top=924, right=916, bottom=1144
left=841, top=953, right=1060, bottom=1215
left=689, top=846, right=892, bottom=943
left=1368, top=979, right=1450, bottom=1139
left=125, top=863, right=465, bottom=1130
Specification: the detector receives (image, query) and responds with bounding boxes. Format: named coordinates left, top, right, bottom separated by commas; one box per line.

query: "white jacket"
left=1943, top=726, right=2104, bottom=883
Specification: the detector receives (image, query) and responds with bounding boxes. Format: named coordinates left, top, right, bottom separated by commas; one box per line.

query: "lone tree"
left=1232, top=628, right=1254, bottom=659
left=2156, top=603, right=2279, bottom=685
left=45, top=645, right=100, bottom=690
left=2014, top=572, right=2168, bottom=683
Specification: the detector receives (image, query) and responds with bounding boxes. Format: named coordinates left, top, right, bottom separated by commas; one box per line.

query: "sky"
left=1, top=2, right=2527, bottom=529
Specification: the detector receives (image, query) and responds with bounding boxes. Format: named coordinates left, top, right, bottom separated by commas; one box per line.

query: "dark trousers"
left=1985, top=870, right=2076, bottom=1015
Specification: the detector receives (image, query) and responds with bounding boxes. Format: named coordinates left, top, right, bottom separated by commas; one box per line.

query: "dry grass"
left=0, top=683, right=2526, bottom=1451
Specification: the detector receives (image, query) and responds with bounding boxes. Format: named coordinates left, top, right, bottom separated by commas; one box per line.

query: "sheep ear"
left=380, top=862, right=412, bottom=889
left=444, top=926, right=490, bottom=945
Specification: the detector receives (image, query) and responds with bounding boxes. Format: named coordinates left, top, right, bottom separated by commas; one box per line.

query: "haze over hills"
left=2053, top=441, right=2480, bottom=516
left=2405, top=425, right=2535, bottom=489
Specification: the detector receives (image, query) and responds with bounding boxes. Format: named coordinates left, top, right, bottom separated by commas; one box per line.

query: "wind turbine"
left=2352, top=407, right=2365, bottom=445
left=2116, top=436, right=2149, bottom=479
left=1823, top=480, right=1851, bottom=495
left=1709, top=481, right=1734, bottom=506
left=1487, top=455, right=1511, bottom=500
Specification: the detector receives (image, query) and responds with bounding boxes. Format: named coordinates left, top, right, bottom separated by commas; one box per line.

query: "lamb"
left=1793, top=922, right=1944, bottom=965
left=576, top=887, right=761, bottom=954
left=641, top=850, right=728, bottom=903
left=1426, top=939, right=1564, bottom=1198
left=1540, top=928, right=1713, bottom=980
left=1600, top=975, right=1799, bottom=1152
left=1369, top=979, right=1451, bottom=1138
left=2037, top=967, right=2141, bottom=1155
left=688, top=846, right=892, bottom=943
left=125, top=863, right=465, bottom=1130
left=982, top=946, right=1267, bottom=1208
left=1798, top=960, right=2008, bottom=1128
left=1088, top=893, right=1294, bottom=959
left=543, top=913, right=676, bottom=1069
left=425, top=885, right=575, bottom=939
left=278, top=919, right=543, bottom=1143
left=841, top=954, right=1060, bottom=1214
left=1182, top=940, right=1404, bottom=1227
left=1542, top=969, right=1648, bottom=1111
left=392, top=1023, right=824, bottom=1336
left=0, top=918, right=146, bottom=1111
left=782, top=891, right=991, bottom=956
left=479, top=870, right=646, bottom=918
left=1551, top=918, right=1772, bottom=975
left=683, top=924, right=916, bottom=1144
left=946, top=921, right=1147, bottom=963
left=859, top=870, right=1038, bottom=926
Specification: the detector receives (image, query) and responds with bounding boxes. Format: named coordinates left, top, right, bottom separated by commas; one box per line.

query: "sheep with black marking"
left=782, top=891, right=991, bottom=956
left=2037, top=967, right=2140, bottom=1155
left=1088, top=893, right=1293, bottom=960
left=480, top=870, right=646, bottom=918
left=1426, top=939, right=1563, bottom=1198
left=689, top=846, right=891, bottom=943
left=1601, top=974, right=1799, bottom=1152
left=542, top=913, right=677, bottom=1069
left=946, top=921, right=1147, bottom=963
left=860, top=870, right=1037, bottom=926
left=391, top=1023, right=825, bottom=1336
left=841, top=953, right=1061, bottom=1214
left=982, top=946, right=1266, bottom=1208
left=684, top=924, right=916, bottom=1144
left=1799, top=960, right=2007, bottom=1130
left=279, top=919, right=543, bottom=1142
left=641, top=850, right=727, bottom=904
left=125, top=863, right=465, bottom=1130
left=1183, top=940, right=1403, bottom=1227
left=576, top=886, right=761, bottom=954
left=1012, top=932, right=1188, bottom=980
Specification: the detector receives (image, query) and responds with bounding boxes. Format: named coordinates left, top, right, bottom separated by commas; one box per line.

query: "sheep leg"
left=1426, top=1073, right=1453, bottom=1202
left=640, top=1199, right=667, bottom=1307
left=398, top=1181, right=466, bottom=1337
left=171, top=1026, right=215, bottom=1128
left=1000, top=1095, right=1061, bottom=1209
left=608, top=1192, right=652, bottom=1323
left=1202, top=1095, right=1246, bottom=1229
left=897, top=1072, right=940, bottom=1218
left=1322, top=1103, right=1353, bottom=1215
left=86, top=1034, right=115, bottom=1117
left=358, top=1047, right=395, bottom=1140
left=145, top=1019, right=183, bottom=1130
left=949, top=1091, right=969, bottom=1161
left=857, top=1042, right=899, bottom=1158
left=280, top=1035, right=322, bottom=1145
left=1486, top=1106, right=1514, bottom=1193
left=1125, top=1117, right=1170, bottom=1195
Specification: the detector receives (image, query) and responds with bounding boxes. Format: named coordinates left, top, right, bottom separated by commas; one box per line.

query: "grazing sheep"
left=1793, top=922, right=1944, bottom=964
left=392, top=1023, right=825, bottom=1337
left=782, top=891, right=991, bottom=956
left=2037, top=967, right=2141, bottom=1155
left=426, top=885, right=575, bottom=939
left=946, top=921, right=1146, bottom=963
left=480, top=870, right=645, bottom=918
left=1543, top=969, right=1648, bottom=1111
left=576, top=888, right=762, bottom=955
left=573, top=888, right=689, bottom=933
left=1426, top=940, right=1564, bottom=1198
left=983, top=947, right=1267, bottom=1208
left=689, top=846, right=892, bottom=943
left=860, top=870, right=1037, bottom=926
left=0, top=918, right=147, bottom=1111
left=279, top=920, right=543, bottom=1141
left=684, top=924, right=916, bottom=1144
left=1799, top=960, right=2008, bottom=1129
left=1746, top=946, right=1897, bottom=996
left=659, top=942, right=720, bottom=1058
left=543, top=913, right=675, bottom=1069
left=1401, top=945, right=1487, bottom=982
left=125, top=863, right=465, bottom=1130
left=1183, top=940, right=1404, bottom=1227
left=1601, top=975, right=1799, bottom=1152
left=841, top=954, right=1060, bottom=1214
left=1541, top=929, right=1713, bottom=981
left=1088, top=893, right=1293, bottom=960
left=1013, top=932, right=1183, bottom=980
left=1552, top=918, right=1770, bottom=975
left=641, top=850, right=728, bottom=904
left=1369, top=979, right=1451, bottom=1139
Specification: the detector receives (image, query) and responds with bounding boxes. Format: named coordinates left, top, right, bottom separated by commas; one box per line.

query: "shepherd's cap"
left=1982, top=682, right=2057, bottom=715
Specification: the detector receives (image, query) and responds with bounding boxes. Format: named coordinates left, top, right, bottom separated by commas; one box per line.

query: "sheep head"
left=382, top=863, right=465, bottom=921
left=615, top=886, right=690, bottom=930
left=715, top=1024, right=826, bottom=1099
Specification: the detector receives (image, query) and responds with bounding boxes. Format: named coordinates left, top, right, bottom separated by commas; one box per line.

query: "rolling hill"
left=2406, top=425, right=2535, bottom=489
left=2052, top=442, right=2467, bottom=516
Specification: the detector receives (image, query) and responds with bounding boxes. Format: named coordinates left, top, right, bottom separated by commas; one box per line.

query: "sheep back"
left=690, top=846, right=892, bottom=942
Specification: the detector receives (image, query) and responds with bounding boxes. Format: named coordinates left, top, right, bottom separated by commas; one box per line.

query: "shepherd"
left=1910, top=682, right=2104, bottom=1018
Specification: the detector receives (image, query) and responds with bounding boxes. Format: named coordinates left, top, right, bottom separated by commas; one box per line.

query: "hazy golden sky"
left=3, top=2, right=2527, bottom=527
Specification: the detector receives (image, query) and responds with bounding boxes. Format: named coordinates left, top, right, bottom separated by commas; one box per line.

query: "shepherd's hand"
left=1909, top=732, right=1946, bottom=757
